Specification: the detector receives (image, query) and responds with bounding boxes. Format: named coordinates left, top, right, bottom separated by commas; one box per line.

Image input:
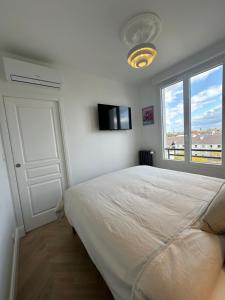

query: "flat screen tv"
left=98, top=104, right=132, bottom=130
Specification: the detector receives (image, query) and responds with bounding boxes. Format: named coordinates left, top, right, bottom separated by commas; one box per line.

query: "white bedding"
left=64, top=166, right=225, bottom=300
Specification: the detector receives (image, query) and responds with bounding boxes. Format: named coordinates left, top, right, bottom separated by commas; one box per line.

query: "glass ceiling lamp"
left=127, top=43, right=157, bottom=69
left=121, top=12, right=162, bottom=69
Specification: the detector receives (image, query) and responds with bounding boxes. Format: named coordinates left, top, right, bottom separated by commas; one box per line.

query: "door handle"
left=15, top=163, right=21, bottom=168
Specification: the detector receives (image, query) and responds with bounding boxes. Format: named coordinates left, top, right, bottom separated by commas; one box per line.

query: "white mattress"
left=64, top=166, right=225, bottom=300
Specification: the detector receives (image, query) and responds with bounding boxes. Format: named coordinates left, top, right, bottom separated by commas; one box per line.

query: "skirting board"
left=9, top=226, right=25, bottom=300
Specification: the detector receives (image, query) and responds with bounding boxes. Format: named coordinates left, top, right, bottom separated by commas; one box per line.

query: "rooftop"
left=166, top=133, right=222, bottom=146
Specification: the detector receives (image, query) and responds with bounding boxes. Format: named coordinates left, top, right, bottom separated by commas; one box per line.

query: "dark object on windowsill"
left=139, top=150, right=154, bottom=166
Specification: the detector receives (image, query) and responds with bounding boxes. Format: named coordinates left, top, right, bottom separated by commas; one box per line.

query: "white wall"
left=60, top=68, right=142, bottom=184
left=0, top=132, right=16, bottom=300
left=139, top=42, right=225, bottom=179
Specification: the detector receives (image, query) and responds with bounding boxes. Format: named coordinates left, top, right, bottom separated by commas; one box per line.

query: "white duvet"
left=64, top=166, right=225, bottom=300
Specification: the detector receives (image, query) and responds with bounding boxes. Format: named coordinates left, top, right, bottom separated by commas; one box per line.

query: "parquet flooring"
left=17, top=218, right=114, bottom=300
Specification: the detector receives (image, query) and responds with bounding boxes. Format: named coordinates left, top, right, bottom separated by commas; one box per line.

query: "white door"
left=4, top=97, right=67, bottom=231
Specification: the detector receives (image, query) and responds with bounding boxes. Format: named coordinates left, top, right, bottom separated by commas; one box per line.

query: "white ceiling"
left=0, top=0, right=225, bottom=84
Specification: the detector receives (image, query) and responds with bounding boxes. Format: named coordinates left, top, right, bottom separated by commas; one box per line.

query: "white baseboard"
left=9, top=225, right=25, bottom=300
left=17, top=225, right=25, bottom=239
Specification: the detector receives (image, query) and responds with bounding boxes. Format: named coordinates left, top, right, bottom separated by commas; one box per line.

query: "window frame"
left=160, top=55, right=225, bottom=168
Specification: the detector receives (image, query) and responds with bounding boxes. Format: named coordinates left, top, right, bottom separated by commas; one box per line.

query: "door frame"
left=0, top=92, right=71, bottom=234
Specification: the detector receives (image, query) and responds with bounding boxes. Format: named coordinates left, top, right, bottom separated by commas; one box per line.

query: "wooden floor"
left=17, top=218, right=114, bottom=300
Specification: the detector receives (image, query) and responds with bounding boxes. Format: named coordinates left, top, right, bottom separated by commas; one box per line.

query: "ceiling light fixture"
left=121, top=12, right=161, bottom=69
left=127, top=43, right=157, bottom=69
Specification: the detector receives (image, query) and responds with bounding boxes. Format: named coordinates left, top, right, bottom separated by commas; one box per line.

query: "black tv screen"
left=98, top=104, right=132, bottom=130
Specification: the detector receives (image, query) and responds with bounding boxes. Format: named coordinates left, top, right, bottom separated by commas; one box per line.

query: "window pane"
left=162, top=81, right=184, bottom=161
left=190, top=65, right=223, bottom=165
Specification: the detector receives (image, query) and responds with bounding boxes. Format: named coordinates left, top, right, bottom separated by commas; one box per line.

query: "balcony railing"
left=165, top=148, right=222, bottom=162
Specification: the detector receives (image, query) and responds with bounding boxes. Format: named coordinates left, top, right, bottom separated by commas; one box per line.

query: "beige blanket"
left=64, top=166, right=225, bottom=300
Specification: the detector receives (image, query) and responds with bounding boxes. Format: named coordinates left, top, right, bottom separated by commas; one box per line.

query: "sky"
left=164, top=65, right=223, bottom=133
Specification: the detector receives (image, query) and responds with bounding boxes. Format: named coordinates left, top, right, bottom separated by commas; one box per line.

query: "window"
left=162, top=64, right=223, bottom=165
left=190, top=65, right=223, bottom=165
left=162, top=81, right=184, bottom=161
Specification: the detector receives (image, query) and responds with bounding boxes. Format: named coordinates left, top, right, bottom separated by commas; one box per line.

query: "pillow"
left=200, top=183, right=225, bottom=234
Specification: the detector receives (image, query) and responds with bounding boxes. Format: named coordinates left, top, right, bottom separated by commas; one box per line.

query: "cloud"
left=192, top=105, right=222, bottom=129
left=166, top=103, right=184, bottom=131
left=166, top=103, right=183, bottom=120
left=191, top=84, right=222, bottom=112
left=164, top=79, right=222, bottom=132
left=191, top=66, right=222, bottom=83
left=164, top=82, right=183, bottom=104
left=166, top=85, right=222, bottom=131
left=170, top=118, right=184, bottom=132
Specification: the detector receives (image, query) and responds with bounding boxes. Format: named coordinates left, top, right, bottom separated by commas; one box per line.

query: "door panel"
left=26, top=164, right=60, bottom=178
left=17, top=106, right=58, bottom=161
left=4, top=97, right=67, bottom=231
left=29, top=179, right=62, bottom=215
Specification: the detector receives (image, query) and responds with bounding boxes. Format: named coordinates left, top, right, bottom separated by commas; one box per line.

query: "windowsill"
left=189, top=161, right=223, bottom=168
left=162, top=158, right=223, bottom=168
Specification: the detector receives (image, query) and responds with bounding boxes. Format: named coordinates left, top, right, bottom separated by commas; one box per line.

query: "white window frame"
left=160, top=55, right=225, bottom=168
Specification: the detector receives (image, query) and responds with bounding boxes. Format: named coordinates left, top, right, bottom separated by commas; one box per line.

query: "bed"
left=64, top=166, right=225, bottom=300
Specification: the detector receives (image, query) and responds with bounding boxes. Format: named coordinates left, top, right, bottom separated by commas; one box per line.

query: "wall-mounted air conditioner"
left=3, top=57, right=61, bottom=88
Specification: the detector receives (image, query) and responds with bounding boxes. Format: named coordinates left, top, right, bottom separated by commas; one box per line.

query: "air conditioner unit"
left=3, top=57, right=61, bottom=88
